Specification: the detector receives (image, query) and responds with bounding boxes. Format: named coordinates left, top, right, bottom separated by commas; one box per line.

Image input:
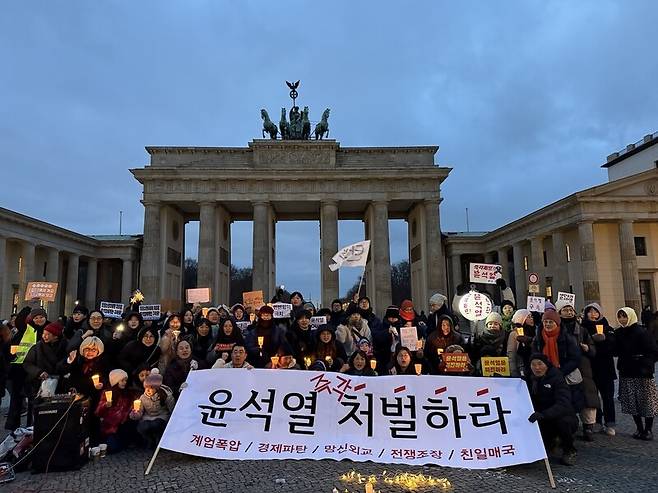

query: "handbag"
left=565, top=368, right=583, bottom=385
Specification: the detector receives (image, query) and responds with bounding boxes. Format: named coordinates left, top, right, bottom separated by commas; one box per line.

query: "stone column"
left=64, top=253, right=79, bottom=314
left=140, top=201, right=162, bottom=302
left=497, top=248, right=510, bottom=282
left=320, top=200, right=339, bottom=307
left=252, top=201, right=273, bottom=296
left=85, top=258, right=97, bottom=308
left=0, top=236, right=7, bottom=317
left=366, top=201, right=392, bottom=313
left=551, top=230, right=570, bottom=296
left=214, top=205, right=232, bottom=304
left=578, top=221, right=600, bottom=306
left=619, top=221, right=641, bottom=313
left=513, top=241, right=526, bottom=299
left=20, top=241, right=36, bottom=304
left=530, top=236, right=545, bottom=295
left=450, top=254, right=462, bottom=295
left=424, top=199, right=446, bottom=296
left=198, top=201, right=216, bottom=293
left=121, top=258, right=133, bottom=305
left=46, top=248, right=61, bottom=312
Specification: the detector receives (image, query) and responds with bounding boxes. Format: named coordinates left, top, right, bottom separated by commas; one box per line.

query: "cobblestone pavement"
left=1, top=400, right=657, bottom=493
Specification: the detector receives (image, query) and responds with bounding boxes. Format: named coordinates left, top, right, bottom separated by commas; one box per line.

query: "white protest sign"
left=139, top=304, right=161, bottom=321
left=458, top=291, right=493, bottom=321
left=310, top=316, right=327, bottom=328
left=159, top=369, right=545, bottom=469
left=100, top=302, right=124, bottom=319
left=399, top=327, right=419, bottom=350
left=469, top=263, right=503, bottom=285
left=236, top=321, right=250, bottom=334
left=272, top=303, right=293, bottom=319
left=527, top=296, right=546, bottom=313
left=556, top=292, right=576, bottom=308
left=328, top=241, right=370, bottom=271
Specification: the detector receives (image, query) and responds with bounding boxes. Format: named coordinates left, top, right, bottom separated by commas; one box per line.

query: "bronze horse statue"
left=314, top=108, right=330, bottom=140
left=301, top=106, right=311, bottom=140
left=279, top=108, right=290, bottom=139
left=261, top=109, right=278, bottom=139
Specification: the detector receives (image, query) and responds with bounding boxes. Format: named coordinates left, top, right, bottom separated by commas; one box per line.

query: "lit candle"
left=257, top=336, right=264, bottom=348
left=365, top=483, right=374, bottom=493
left=370, top=358, right=377, bottom=370
left=115, top=324, right=124, bottom=333
left=133, top=399, right=141, bottom=412
left=270, top=356, right=279, bottom=367
left=414, top=363, right=422, bottom=375
left=596, top=324, right=604, bottom=335
left=517, top=327, right=524, bottom=337
left=105, top=390, right=112, bottom=404
left=91, top=374, right=100, bottom=386
left=172, top=329, right=180, bottom=340
left=437, top=348, right=444, bottom=355
left=416, top=339, right=423, bottom=350
left=10, top=345, right=19, bottom=355
left=304, top=356, right=312, bottom=368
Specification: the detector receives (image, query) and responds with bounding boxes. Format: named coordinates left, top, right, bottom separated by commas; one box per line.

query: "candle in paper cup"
left=416, top=339, right=423, bottom=350
left=257, top=336, right=264, bottom=348
left=304, top=356, right=312, bottom=368
left=172, top=329, right=180, bottom=340
left=133, top=399, right=141, bottom=412
left=437, top=348, right=444, bottom=355
left=596, top=324, right=604, bottom=335
left=517, top=327, right=525, bottom=337
left=10, top=345, right=18, bottom=355
left=270, top=356, right=279, bottom=367
left=91, top=374, right=100, bottom=386
left=414, top=363, right=422, bottom=375
left=370, top=359, right=377, bottom=370
left=104, top=390, right=112, bottom=404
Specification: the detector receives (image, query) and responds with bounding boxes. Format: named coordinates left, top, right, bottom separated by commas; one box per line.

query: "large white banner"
left=159, top=369, right=545, bottom=469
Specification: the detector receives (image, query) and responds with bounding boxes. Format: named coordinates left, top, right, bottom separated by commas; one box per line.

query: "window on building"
left=635, top=237, right=647, bottom=256
left=523, top=256, right=528, bottom=271
left=566, top=244, right=571, bottom=262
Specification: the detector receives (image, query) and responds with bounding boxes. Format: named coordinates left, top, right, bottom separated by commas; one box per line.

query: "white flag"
left=328, top=240, right=370, bottom=271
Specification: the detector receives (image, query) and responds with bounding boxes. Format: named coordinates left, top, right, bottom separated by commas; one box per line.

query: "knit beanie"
left=512, top=309, right=531, bottom=325
left=530, top=352, right=553, bottom=367
left=43, top=322, right=63, bottom=338
left=72, top=305, right=89, bottom=316
left=109, top=369, right=128, bottom=387
left=259, top=305, right=274, bottom=316
left=485, top=312, right=503, bottom=326
left=555, top=299, right=574, bottom=314
left=29, top=308, right=47, bottom=319
left=79, top=336, right=105, bottom=356
left=384, top=305, right=399, bottom=319
left=429, top=293, right=447, bottom=308
left=144, top=368, right=163, bottom=389
left=399, top=300, right=415, bottom=321
left=542, top=309, right=561, bottom=326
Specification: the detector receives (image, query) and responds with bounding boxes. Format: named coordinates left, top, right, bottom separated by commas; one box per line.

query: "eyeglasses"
left=89, top=316, right=103, bottom=321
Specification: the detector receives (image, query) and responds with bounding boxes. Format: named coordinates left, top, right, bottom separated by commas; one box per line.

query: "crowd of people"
left=1, top=278, right=657, bottom=467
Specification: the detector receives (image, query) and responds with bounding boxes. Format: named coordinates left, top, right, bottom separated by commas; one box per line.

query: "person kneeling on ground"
left=527, top=353, right=579, bottom=466
left=129, top=368, right=175, bottom=448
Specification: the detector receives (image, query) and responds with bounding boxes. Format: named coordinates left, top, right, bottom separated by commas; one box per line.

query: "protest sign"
left=25, top=282, right=58, bottom=302
left=444, top=353, right=470, bottom=373
left=157, top=369, right=545, bottom=470
left=310, top=316, right=327, bottom=328
left=236, top=321, right=250, bottom=334
left=459, top=291, right=493, bottom=321
left=469, top=263, right=503, bottom=285
left=481, top=357, right=511, bottom=377
left=328, top=240, right=371, bottom=271
left=556, top=292, right=576, bottom=308
left=272, top=303, right=293, bottom=319
left=100, top=302, right=124, bottom=319
left=399, top=327, right=419, bottom=351
left=187, top=288, right=211, bottom=304
left=527, top=296, right=546, bottom=313
left=139, top=304, right=161, bottom=321
left=242, top=291, right=264, bottom=311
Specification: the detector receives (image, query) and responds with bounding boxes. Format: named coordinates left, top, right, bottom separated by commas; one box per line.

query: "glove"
left=591, top=333, right=605, bottom=342
left=190, top=360, right=198, bottom=370
left=528, top=412, right=543, bottom=423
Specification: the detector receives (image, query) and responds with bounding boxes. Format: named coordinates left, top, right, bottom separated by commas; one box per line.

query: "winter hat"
left=544, top=301, right=556, bottom=312
left=303, top=302, right=316, bottom=312
left=72, top=305, right=89, bottom=316
left=529, top=353, right=553, bottom=368
left=429, top=293, right=447, bottom=308
left=445, top=344, right=465, bottom=353
left=79, top=336, right=104, bottom=356
left=501, top=300, right=515, bottom=312
left=109, top=369, right=128, bottom=387
left=485, top=312, right=503, bottom=326
left=276, top=341, right=295, bottom=357
left=29, top=307, right=47, bottom=319
left=384, top=305, right=399, bottom=320
left=309, top=360, right=327, bottom=371
left=512, top=309, right=531, bottom=325
left=542, top=309, right=561, bottom=326
left=43, top=322, right=63, bottom=338
left=399, top=300, right=415, bottom=321
left=144, top=368, right=163, bottom=388
left=231, top=303, right=245, bottom=313
left=317, top=324, right=334, bottom=335
left=584, top=303, right=603, bottom=320
left=259, top=305, right=274, bottom=316
left=617, top=307, right=639, bottom=327
left=555, top=299, right=574, bottom=314
left=331, top=299, right=343, bottom=308
left=295, top=309, right=313, bottom=321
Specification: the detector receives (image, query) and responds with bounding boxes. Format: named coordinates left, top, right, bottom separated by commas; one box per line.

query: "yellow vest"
left=12, top=324, right=37, bottom=365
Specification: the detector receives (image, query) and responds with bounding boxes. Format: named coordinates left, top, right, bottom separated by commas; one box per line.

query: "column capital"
left=252, top=200, right=270, bottom=207
left=199, top=200, right=216, bottom=208
left=321, top=199, right=338, bottom=208
left=141, top=199, right=162, bottom=207
left=423, top=198, right=441, bottom=207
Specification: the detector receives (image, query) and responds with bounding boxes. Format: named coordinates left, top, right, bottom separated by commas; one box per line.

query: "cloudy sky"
left=2, top=1, right=657, bottom=303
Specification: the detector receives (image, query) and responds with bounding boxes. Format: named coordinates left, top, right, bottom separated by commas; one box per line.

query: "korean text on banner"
left=272, top=303, right=293, bottom=319
left=187, top=288, right=211, bottom=304
left=399, top=327, right=419, bottom=351
left=310, top=316, right=327, bottom=328
left=242, top=291, right=264, bottom=311
left=159, top=369, right=545, bottom=469
left=444, top=353, right=470, bottom=373
left=469, top=263, right=503, bottom=285
left=100, top=302, right=124, bottom=319
left=139, top=304, right=161, bottom=321
left=481, top=357, right=511, bottom=377
left=527, top=296, right=546, bottom=313
left=328, top=241, right=371, bottom=271
left=459, top=291, right=493, bottom=321
left=25, top=282, right=59, bottom=302
left=556, top=292, right=576, bottom=308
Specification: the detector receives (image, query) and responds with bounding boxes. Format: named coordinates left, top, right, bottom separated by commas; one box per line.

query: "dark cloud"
left=2, top=1, right=657, bottom=300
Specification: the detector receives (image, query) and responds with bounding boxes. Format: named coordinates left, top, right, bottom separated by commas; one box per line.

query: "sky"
left=2, top=1, right=657, bottom=302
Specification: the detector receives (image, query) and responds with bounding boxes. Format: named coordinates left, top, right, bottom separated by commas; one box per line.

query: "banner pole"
left=356, top=266, right=366, bottom=299
left=544, top=457, right=556, bottom=489
left=144, top=445, right=162, bottom=475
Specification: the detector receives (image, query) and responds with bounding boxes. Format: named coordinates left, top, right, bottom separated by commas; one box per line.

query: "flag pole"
left=356, top=265, right=366, bottom=299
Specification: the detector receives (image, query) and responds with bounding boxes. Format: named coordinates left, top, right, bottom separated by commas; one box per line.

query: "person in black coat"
left=163, top=338, right=202, bottom=398
left=286, top=310, right=315, bottom=363
left=527, top=353, right=578, bottom=466
left=64, top=305, right=89, bottom=340
left=313, top=325, right=347, bottom=372
left=22, top=322, right=67, bottom=399
left=188, top=318, right=214, bottom=362
left=330, top=299, right=346, bottom=329
left=117, top=326, right=161, bottom=375
left=207, top=318, right=246, bottom=367
left=614, top=307, right=658, bottom=440
left=67, top=309, right=115, bottom=356
left=371, top=306, right=400, bottom=374
left=343, top=349, right=377, bottom=376
left=346, top=296, right=383, bottom=335
left=427, top=293, right=455, bottom=333
left=244, top=305, right=287, bottom=368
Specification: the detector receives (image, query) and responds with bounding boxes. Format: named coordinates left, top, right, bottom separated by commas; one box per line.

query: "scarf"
left=541, top=327, right=561, bottom=368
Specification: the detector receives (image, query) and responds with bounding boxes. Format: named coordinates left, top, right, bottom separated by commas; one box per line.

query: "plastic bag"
left=38, top=377, right=59, bottom=398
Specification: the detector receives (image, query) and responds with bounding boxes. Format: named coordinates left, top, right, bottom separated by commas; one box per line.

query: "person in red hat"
left=23, top=322, right=67, bottom=401
left=398, top=299, right=428, bottom=340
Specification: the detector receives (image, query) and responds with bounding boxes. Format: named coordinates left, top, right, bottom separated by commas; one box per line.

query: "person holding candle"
left=580, top=303, right=617, bottom=436
left=206, top=318, right=245, bottom=367
left=270, top=342, right=300, bottom=370
left=388, top=346, right=417, bottom=375
left=286, top=310, right=315, bottom=364
left=507, top=309, right=537, bottom=378
left=614, top=307, right=658, bottom=440
left=313, top=325, right=347, bottom=372
left=118, top=326, right=161, bottom=375
left=130, top=368, right=175, bottom=448
left=95, top=369, right=136, bottom=454
left=371, top=305, right=400, bottom=375
left=22, top=321, right=66, bottom=402
left=245, top=305, right=286, bottom=368
left=426, top=315, right=465, bottom=375
left=118, top=311, right=145, bottom=346
left=212, top=344, right=254, bottom=369
left=163, top=338, right=202, bottom=397
left=342, top=350, right=377, bottom=376
left=66, top=309, right=113, bottom=356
